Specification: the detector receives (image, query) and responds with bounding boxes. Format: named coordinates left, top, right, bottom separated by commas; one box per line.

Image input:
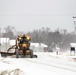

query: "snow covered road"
left=0, top=52, right=76, bottom=75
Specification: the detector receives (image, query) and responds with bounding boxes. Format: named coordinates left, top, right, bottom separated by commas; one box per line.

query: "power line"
left=0, top=14, right=76, bottom=16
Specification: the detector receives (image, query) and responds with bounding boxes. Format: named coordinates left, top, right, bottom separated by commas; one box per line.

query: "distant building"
left=0, top=37, right=10, bottom=52
left=70, top=43, right=76, bottom=55
left=70, top=43, right=76, bottom=51
left=30, top=43, right=48, bottom=52
left=0, top=37, right=10, bottom=44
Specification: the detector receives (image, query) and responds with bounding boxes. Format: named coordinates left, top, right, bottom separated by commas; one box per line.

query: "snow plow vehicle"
left=0, top=34, right=37, bottom=58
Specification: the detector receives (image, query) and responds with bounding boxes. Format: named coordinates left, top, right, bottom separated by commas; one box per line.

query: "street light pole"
left=73, top=16, right=76, bottom=34
left=0, top=28, right=1, bottom=51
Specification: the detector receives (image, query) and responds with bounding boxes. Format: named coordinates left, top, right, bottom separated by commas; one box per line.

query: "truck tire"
left=30, top=49, right=33, bottom=58
left=1, top=54, right=7, bottom=57
left=16, top=49, right=19, bottom=58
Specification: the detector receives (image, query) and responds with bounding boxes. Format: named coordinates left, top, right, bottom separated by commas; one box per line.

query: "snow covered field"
left=0, top=52, right=76, bottom=75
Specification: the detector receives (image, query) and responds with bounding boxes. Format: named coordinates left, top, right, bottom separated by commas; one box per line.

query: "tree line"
left=1, top=26, right=76, bottom=51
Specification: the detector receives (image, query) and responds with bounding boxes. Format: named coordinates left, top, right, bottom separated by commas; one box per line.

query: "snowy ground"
left=0, top=52, right=76, bottom=75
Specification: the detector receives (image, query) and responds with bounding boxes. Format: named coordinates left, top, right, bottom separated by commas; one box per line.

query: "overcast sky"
left=0, top=0, right=76, bottom=32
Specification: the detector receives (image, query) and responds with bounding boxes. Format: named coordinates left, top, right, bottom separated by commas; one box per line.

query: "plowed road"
left=0, top=52, right=76, bottom=75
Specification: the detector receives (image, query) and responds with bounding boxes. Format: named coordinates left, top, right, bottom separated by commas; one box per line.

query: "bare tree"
left=2, top=26, right=15, bottom=39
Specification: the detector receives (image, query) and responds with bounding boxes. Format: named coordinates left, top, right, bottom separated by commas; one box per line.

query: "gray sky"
left=0, top=0, right=76, bottom=32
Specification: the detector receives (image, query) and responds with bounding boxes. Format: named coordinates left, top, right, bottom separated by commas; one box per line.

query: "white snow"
left=0, top=52, right=76, bottom=75
left=10, top=40, right=15, bottom=46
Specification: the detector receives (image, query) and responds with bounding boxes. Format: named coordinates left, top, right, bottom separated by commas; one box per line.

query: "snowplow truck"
left=15, top=34, right=33, bottom=58
left=0, top=34, right=37, bottom=58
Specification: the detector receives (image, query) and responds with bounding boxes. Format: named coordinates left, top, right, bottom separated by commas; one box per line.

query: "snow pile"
left=0, top=68, right=24, bottom=75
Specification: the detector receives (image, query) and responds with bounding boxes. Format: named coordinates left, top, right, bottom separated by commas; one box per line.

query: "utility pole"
left=73, top=16, right=76, bottom=34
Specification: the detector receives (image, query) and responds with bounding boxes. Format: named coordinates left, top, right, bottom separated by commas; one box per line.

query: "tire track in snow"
left=25, top=58, right=76, bottom=72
